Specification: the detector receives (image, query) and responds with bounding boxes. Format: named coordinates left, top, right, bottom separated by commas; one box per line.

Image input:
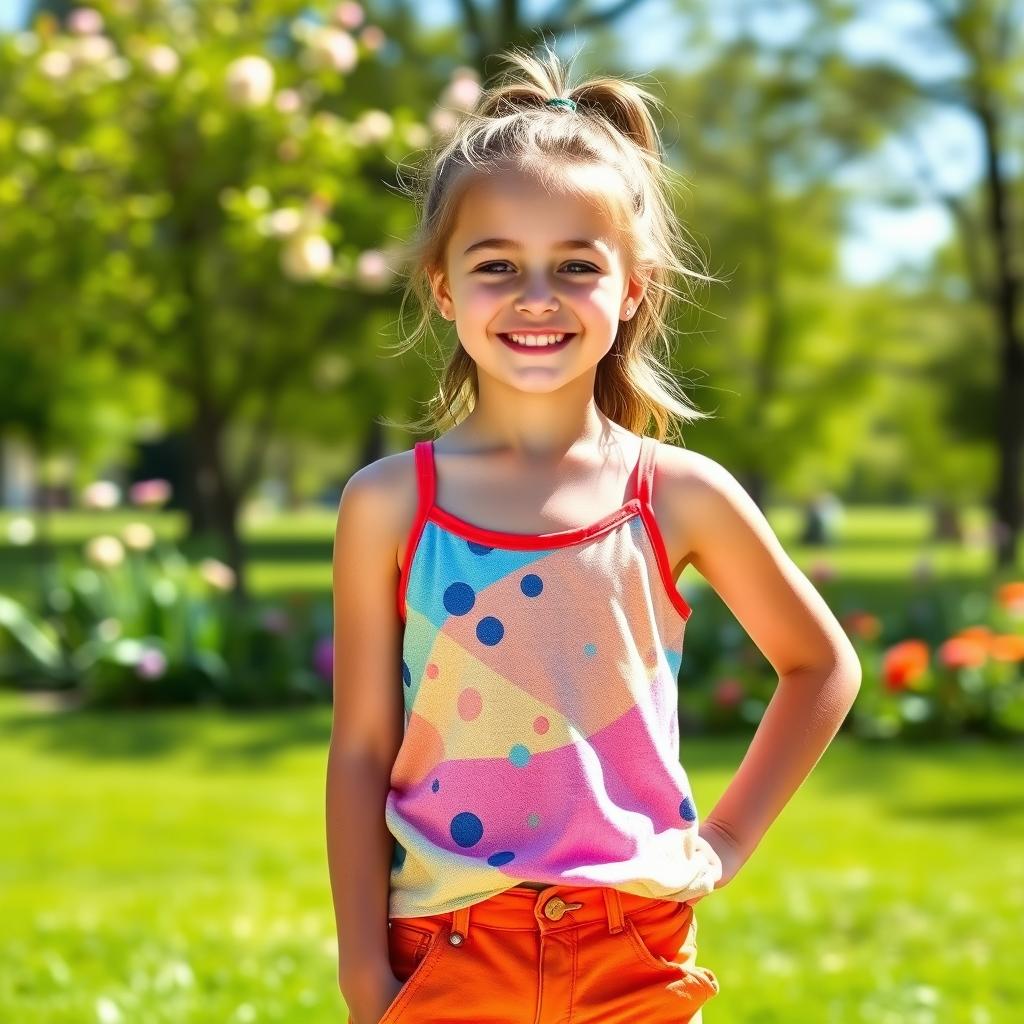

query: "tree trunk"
left=185, top=412, right=250, bottom=609
left=977, top=98, right=1024, bottom=569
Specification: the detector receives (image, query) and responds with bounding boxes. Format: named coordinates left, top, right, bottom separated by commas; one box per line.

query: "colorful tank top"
left=386, top=435, right=720, bottom=919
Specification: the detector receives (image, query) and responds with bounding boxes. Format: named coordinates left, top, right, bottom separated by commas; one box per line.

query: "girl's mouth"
left=498, top=333, right=576, bottom=354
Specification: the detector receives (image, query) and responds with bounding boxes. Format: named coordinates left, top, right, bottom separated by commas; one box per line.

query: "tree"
left=842, top=0, right=1024, bottom=567
left=1, top=1, right=455, bottom=603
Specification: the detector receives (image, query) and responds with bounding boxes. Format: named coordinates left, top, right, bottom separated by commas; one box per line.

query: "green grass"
left=0, top=692, right=1019, bottom=1023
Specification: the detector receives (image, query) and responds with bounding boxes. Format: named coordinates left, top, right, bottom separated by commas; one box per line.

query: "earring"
left=624, top=301, right=633, bottom=319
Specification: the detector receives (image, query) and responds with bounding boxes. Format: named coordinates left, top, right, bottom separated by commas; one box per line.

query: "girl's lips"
left=498, top=333, right=576, bottom=354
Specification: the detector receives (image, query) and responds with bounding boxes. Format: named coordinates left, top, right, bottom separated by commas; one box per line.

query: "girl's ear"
left=622, top=269, right=650, bottom=320
left=428, top=265, right=454, bottom=320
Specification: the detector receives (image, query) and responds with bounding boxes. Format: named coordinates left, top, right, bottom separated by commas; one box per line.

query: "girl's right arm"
left=326, top=458, right=407, bottom=1021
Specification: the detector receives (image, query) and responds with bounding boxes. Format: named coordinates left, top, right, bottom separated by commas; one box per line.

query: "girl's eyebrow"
left=462, top=238, right=603, bottom=256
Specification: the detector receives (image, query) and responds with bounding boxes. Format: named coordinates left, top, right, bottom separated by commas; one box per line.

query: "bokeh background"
left=1, top=1, right=1021, bottom=1021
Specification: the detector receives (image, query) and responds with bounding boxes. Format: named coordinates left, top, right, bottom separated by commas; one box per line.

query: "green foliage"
left=0, top=1, right=448, bottom=496
left=0, top=521, right=331, bottom=708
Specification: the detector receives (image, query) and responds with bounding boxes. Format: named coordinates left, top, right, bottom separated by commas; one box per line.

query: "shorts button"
left=543, top=897, right=582, bottom=921
left=449, top=932, right=464, bottom=945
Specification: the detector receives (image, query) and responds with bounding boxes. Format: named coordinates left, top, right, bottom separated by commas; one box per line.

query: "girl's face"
left=429, top=164, right=645, bottom=394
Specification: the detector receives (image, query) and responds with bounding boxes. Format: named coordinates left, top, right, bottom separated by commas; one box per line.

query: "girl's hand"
left=685, top=823, right=744, bottom=906
left=343, top=966, right=406, bottom=1024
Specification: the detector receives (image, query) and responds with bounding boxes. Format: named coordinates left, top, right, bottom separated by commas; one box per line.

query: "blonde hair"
left=381, top=42, right=720, bottom=442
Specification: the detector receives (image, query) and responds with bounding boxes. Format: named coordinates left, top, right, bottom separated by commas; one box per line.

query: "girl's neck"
left=458, top=374, right=622, bottom=458
left=449, top=404, right=618, bottom=462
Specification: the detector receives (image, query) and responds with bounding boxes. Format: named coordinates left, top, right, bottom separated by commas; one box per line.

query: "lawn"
left=0, top=690, right=1018, bottom=1023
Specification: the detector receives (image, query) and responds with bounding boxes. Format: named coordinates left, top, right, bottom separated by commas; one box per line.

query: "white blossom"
left=304, top=27, right=357, bottom=74
left=143, top=44, right=179, bottom=77
left=225, top=55, right=275, bottom=108
left=82, top=480, right=121, bottom=509
left=281, top=234, right=333, bottom=281
left=85, top=535, right=125, bottom=569
left=199, top=558, right=236, bottom=591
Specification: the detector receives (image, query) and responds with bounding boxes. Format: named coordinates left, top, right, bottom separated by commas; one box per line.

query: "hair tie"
left=545, top=97, right=577, bottom=112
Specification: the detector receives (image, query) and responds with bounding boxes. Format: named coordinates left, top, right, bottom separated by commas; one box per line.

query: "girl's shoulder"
left=650, top=442, right=757, bottom=545
left=337, top=446, right=421, bottom=571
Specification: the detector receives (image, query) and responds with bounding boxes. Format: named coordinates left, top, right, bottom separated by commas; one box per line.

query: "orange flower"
left=882, top=640, right=930, bottom=691
left=988, top=634, right=1024, bottom=662
left=955, top=625, right=993, bottom=642
left=842, top=611, right=882, bottom=641
left=996, top=581, right=1024, bottom=613
left=938, top=636, right=988, bottom=669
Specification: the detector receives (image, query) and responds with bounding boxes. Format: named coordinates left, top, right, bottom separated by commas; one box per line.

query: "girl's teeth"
left=509, top=334, right=566, bottom=346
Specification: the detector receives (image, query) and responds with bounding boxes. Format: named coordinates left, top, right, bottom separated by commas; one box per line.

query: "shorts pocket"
left=379, top=920, right=446, bottom=1023
left=623, top=901, right=720, bottom=1000
left=623, top=903, right=693, bottom=973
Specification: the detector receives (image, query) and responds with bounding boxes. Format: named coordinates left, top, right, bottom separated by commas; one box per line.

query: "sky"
left=0, top=0, right=981, bottom=285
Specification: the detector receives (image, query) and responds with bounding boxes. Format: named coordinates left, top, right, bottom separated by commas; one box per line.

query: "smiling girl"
left=327, top=44, right=861, bottom=1024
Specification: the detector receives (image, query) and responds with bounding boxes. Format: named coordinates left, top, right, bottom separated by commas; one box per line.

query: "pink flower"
left=809, top=559, right=835, bottom=584
left=359, top=25, right=386, bottom=51
left=129, top=478, right=172, bottom=508
left=313, top=636, right=333, bottom=683
left=136, top=647, right=167, bottom=680
left=712, top=678, right=744, bottom=709
left=334, top=3, right=365, bottom=29
left=68, top=7, right=104, bottom=35
left=261, top=608, right=291, bottom=635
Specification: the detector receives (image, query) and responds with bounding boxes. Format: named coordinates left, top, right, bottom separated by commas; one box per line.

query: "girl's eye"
left=475, top=261, right=598, bottom=275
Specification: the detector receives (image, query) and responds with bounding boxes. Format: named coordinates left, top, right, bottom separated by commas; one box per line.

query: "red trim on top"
left=635, top=435, right=693, bottom=623
left=396, top=441, right=435, bottom=623
left=428, top=498, right=642, bottom=550
left=396, top=434, right=692, bottom=624
left=418, top=435, right=647, bottom=551
left=638, top=504, right=693, bottom=622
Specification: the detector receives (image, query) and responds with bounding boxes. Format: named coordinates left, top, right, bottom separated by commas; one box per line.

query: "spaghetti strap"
left=413, top=439, right=436, bottom=513
left=635, top=435, right=656, bottom=506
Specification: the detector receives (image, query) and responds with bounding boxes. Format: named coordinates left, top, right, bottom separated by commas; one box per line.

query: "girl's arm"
left=326, top=460, right=406, bottom=1017
left=663, top=449, right=863, bottom=879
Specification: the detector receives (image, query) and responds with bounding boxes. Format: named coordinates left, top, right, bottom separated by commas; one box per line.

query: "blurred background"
left=0, top=1, right=1021, bottom=1021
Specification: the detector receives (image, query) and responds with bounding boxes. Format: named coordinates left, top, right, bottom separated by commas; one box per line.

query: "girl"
left=327, top=44, right=862, bottom=1024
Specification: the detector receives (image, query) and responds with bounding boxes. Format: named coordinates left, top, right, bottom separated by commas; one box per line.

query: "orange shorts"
left=362, top=883, right=720, bottom=1024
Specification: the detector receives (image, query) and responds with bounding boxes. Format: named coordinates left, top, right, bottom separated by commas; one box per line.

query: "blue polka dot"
left=509, top=744, right=530, bottom=767
left=521, top=574, right=543, bottom=597
left=488, top=851, right=516, bottom=867
left=401, top=661, right=411, bottom=687
left=583, top=642, right=598, bottom=657
left=679, top=796, right=697, bottom=822
left=444, top=582, right=476, bottom=615
left=431, top=778, right=440, bottom=793
left=477, top=616, right=504, bottom=646
left=450, top=811, right=483, bottom=848
left=468, top=541, right=494, bottom=555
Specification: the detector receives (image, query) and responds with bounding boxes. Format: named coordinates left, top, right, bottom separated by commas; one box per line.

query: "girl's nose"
left=515, top=289, right=560, bottom=315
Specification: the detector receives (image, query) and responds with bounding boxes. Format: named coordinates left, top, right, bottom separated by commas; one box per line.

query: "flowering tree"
left=1, top=2, right=483, bottom=601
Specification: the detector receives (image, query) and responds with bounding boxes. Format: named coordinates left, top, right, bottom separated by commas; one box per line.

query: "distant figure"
left=800, top=491, right=844, bottom=545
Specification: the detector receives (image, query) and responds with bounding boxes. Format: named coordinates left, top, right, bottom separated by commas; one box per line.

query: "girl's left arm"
left=663, top=449, right=863, bottom=883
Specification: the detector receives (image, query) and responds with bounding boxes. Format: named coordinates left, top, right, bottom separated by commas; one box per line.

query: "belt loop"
left=603, top=887, right=624, bottom=934
left=450, top=903, right=471, bottom=945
